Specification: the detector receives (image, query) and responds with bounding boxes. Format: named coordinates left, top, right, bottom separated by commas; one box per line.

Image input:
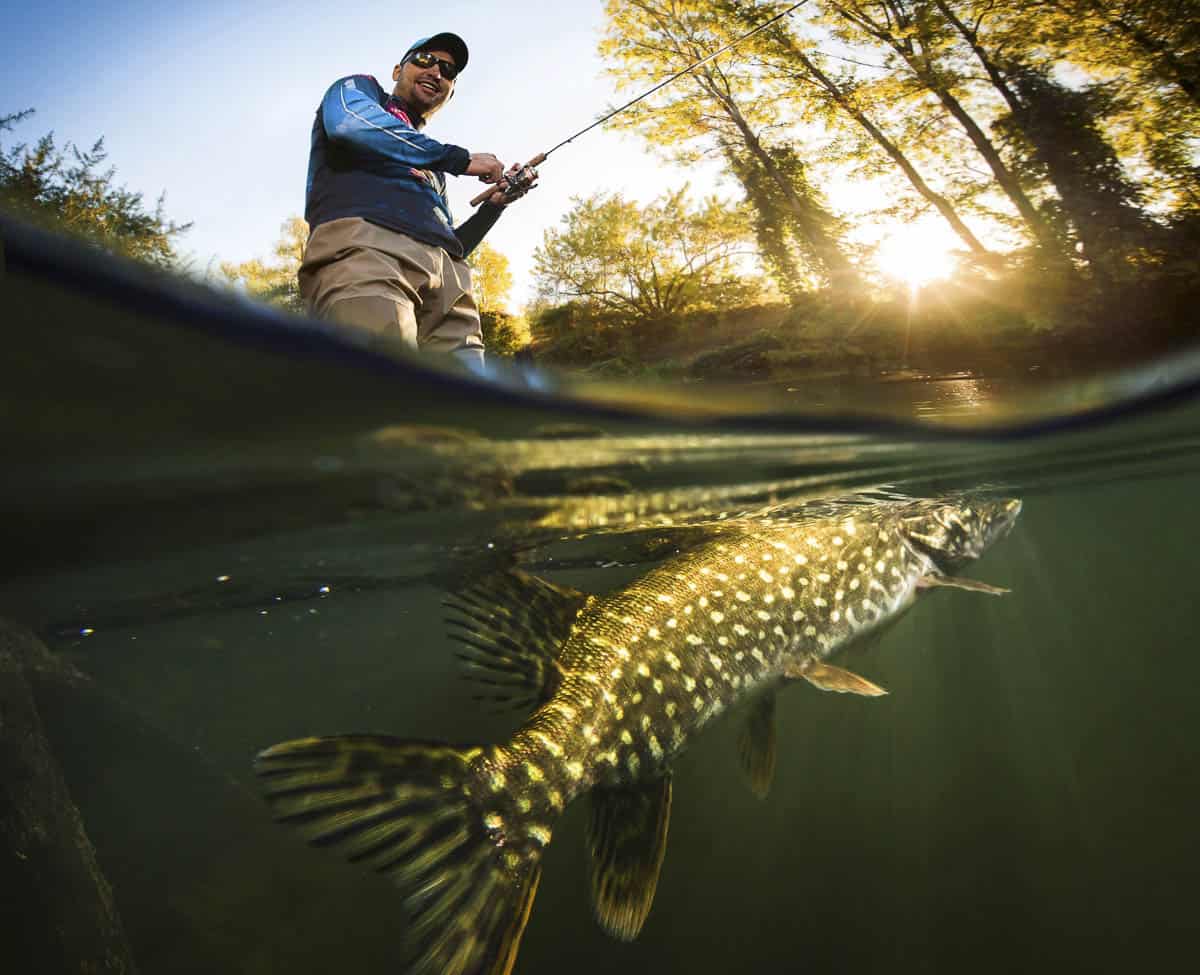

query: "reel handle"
left=470, top=152, right=547, bottom=206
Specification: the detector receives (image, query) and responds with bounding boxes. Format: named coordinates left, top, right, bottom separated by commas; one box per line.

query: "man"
left=299, top=32, right=534, bottom=368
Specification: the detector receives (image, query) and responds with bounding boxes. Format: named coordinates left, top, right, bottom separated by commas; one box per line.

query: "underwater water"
left=4, top=222, right=1200, bottom=974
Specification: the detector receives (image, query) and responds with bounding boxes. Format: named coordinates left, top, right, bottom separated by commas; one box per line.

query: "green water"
left=5, top=376, right=1200, bottom=973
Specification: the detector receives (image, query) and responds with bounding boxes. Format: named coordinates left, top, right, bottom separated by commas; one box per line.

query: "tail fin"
left=255, top=736, right=541, bottom=975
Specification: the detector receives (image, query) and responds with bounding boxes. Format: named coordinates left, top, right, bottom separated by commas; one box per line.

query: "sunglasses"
left=405, top=50, right=459, bottom=81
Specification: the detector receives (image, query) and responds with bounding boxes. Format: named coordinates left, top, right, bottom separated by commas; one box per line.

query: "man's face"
left=392, top=48, right=456, bottom=115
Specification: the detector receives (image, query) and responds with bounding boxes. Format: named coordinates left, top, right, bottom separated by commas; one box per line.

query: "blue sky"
left=1, top=0, right=728, bottom=306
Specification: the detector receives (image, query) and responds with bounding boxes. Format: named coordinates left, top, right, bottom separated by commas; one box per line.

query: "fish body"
left=483, top=524, right=916, bottom=807
left=256, top=494, right=1021, bottom=974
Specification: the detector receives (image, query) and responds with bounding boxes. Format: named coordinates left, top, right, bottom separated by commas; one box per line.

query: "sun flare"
left=874, top=220, right=961, bottom=289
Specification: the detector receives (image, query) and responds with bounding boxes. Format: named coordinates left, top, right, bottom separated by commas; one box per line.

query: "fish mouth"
left=990, top=498, right=1023, bottom=541
left=1004, top=499, right=1022, bottom=516
left=967, top=496, right=1023, bottom=558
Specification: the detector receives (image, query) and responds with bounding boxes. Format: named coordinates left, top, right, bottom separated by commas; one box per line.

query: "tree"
left=533, top=189, right=758, bottom=331
left=467, top=242, right=514, bottom=315
left=722, top=0, right=993, bottom=261
left=600, top=0, right=862, bottom=291
left=929, top=0, right=1156, bottom=280
left=1001, top=0, right=1200, bottom=222
left=821, top=1, right=1065, bottom=257
left=991, top=66, right=1157, bottom=281
left=1053, top=0, right=1199, bottom=107
left=220, top=216, right=307, bottom=312
left=726, top=143, right=814, bottom=301
left=465, top=242, right=530, bottom=356
left=0, top=109, right=190, bottom=267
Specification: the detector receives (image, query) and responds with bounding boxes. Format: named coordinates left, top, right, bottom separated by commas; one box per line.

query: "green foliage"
left=726, top=143, right=827, bottom=300
left=533, top=188, right=759, bottom=344
left=1040, top=0, right=1200, bottom=220
left=992, top=68, right=1157, bottom=278
left=571, top=0, right=1198, bottom=376
left=527, top=300, right=631, bottom=367
left=465, top=242, right=530, bottom=355
left=220, top=216, right=308, bottom=313
left=479, top=310, right=532, bottom=357
left=600, top=0, right=860, bottom=289
left=0, top=109, right=189, bottom=267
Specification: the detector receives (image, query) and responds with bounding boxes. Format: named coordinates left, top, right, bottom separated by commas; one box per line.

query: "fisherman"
left=298, top=32, right=535, bottom=369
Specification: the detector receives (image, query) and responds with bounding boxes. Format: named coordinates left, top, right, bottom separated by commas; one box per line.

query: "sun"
left=873, top=219, right=960, bottom=289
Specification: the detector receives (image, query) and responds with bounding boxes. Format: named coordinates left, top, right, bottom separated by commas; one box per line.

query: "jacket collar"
left=385, top=95, right=425, bottom=130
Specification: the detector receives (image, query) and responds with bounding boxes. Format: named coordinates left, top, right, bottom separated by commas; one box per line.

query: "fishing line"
left=471, top=0, right=810, bottom=205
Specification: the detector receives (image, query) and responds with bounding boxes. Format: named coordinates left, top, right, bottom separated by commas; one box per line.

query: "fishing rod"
left=470, top=0, right=810, bottom=206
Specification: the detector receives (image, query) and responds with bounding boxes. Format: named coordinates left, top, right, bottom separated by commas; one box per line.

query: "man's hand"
left=467, top=153, right=505, bottom=183
left=483, top=163, right=540, bottom=207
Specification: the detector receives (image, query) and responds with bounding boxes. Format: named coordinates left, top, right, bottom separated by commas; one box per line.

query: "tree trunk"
left=723, top=143, right=811, bottom=300
left=701, top=67, right=862, bottom=291
left=914, top=68, right=1060, bottom=251
left=932, top=0, right=1024, bottom=114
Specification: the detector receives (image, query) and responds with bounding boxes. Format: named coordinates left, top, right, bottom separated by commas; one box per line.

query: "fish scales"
left=487, top=512, right=932, bottom=808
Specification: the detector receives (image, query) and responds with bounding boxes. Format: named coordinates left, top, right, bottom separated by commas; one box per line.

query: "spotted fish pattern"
left=255, top=494, right=1020, bottom=974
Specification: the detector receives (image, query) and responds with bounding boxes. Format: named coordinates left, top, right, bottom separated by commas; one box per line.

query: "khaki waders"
left=298, top=217, right=485, bottom=369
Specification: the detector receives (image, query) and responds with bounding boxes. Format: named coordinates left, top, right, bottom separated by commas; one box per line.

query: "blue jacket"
left=305, top=74, right=498, bottom=259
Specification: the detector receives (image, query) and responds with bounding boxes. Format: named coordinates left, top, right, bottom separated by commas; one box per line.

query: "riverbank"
left=530, top=276, right=1197, bottom=386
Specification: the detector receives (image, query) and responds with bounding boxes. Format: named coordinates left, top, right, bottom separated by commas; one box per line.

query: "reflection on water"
left=912, top=377, right=989, bottom=418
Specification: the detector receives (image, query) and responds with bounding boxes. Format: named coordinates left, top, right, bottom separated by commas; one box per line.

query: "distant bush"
left=480, top=310, right=531, bottom=357
left=0, top=108, right=189, bottom=267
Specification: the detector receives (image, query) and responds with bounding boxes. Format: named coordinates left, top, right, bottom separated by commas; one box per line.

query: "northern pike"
left=255, top=493, right=1021, bottom=974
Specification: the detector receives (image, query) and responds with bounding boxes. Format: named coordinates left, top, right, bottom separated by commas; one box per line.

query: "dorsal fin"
left=445, top=569, right=593, bottom=711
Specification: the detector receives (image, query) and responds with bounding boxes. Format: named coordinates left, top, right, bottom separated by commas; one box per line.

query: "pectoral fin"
left=737, top=692, right=777, bottom=800
left=788, top=660, right=888, bottom=697
left=586, top=775, right=672, bottom=942
left=919, top=573, right=1010, bottom=596
left=445, top=569, right=593, bottom=712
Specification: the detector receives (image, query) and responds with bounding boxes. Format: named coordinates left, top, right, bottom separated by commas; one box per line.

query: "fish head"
left=897, top=496, right=1022, bottom=570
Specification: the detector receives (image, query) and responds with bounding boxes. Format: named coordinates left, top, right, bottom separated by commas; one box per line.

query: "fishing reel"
left=470, top=152, right=546, bottom=207
left=495, top=165, right=539, bottom=203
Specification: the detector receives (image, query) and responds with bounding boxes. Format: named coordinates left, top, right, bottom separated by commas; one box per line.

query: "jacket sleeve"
left=454, top=203, right=505, bottom=258
left=320, top=76, right=471, bottom=175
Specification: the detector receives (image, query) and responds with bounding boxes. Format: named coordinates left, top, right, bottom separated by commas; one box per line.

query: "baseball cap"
left=404, top=32, right=469, bottom=73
